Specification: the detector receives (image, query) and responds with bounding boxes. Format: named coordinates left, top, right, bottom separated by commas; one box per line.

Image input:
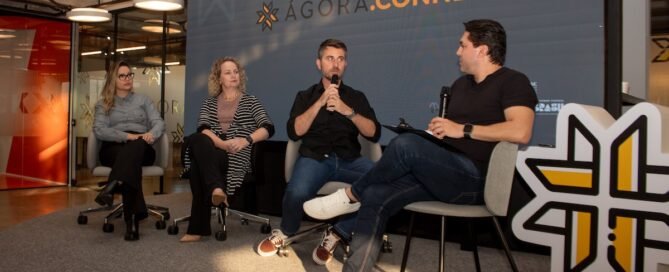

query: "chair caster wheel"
left=215, top=230, right=227, bottom=241
left=156, top=220, right=166, bottom=229
left=382, top=240, right=393, bottom=253
left=260, top=223, right=271, bottom=234
left=167, top=225, right=179, bottom=235
left=77, top=215, right=88, bottom=225
left=278, top=247, right=289, bottom=257
left=103, top=223, right=114, bottom=233
left=343, top=245, right=351, bottom=261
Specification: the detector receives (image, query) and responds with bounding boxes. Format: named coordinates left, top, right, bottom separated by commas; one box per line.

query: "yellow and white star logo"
left=256, top=2, right=279, bottom=31
left=512, top=102, right=669, bottom=271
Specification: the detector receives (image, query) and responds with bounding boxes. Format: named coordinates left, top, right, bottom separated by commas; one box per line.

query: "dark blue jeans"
left=344, top=133, right=484, bottom=272
left=280, top=153, right=373, bottom=240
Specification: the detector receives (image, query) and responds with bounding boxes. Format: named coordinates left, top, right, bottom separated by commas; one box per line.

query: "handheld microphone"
left=326, top=75, right=339, bottom=113
left=439, top=86, right=450, bottom=118
left=331, top=74, right=339, bottom=85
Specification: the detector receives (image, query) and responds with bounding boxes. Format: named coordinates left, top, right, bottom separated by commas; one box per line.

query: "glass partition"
left=72, top=9, right=186, bottom=187
left=0, top=15, right=71, bottom=189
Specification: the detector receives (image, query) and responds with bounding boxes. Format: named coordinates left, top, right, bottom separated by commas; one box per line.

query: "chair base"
left=276, top=223, right=351, bottom=261
left=167, top=206, right=271, bottom=240
left=400, top=214, right=519, bottom=272
left=77, top=202, right=170, bottom=231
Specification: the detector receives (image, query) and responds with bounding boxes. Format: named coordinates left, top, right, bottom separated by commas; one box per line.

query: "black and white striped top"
left=183, top=93, right=274, bottom=195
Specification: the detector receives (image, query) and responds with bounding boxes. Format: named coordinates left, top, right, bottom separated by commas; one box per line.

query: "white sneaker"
left=303, top=188, right=360, bottom=220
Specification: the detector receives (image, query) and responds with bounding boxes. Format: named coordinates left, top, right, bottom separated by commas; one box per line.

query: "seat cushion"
left=404, top=201, right=492, bottom=218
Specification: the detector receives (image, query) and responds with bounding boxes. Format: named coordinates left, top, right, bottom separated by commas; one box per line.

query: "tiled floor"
left=0, top=168, right=188, bottom=231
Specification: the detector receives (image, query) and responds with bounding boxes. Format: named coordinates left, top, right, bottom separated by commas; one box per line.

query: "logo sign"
left=256, top=2, right=279, bottom=31
left=255, top=0, right=464, bottom=32
left=652, top=38, right=669, bottom=63
left=512, top=103, right=669, bottom=271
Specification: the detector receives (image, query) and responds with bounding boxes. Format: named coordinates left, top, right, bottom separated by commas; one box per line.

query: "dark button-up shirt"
left=287, top=81, right=381, bottom=161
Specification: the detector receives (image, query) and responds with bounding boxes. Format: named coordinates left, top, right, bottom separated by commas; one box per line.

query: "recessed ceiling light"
left=0, top=29, right=16, bottom=39
left=133, top=0, right=184, bottom=11
left=66, top=8, right=111, bottom=23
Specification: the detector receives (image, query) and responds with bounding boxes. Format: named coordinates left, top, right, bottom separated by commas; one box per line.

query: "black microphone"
left=439, top=86, right=450, bottom=118
left=326, top=75, right=339, bottom=114
left=331, top=74, right=339, bottom=85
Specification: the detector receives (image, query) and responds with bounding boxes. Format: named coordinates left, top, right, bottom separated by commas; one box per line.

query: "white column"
left=622, top=0, right=650, bottom=99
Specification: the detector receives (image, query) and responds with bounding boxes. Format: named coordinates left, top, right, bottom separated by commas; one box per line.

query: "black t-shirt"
left=443, top=67, right=538, bottom=172
left=286, top=81, right=381, bottom=161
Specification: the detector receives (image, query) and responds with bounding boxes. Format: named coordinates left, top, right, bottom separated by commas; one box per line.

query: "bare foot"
left=180, top=234, right=201, bottom=242
left=212, top=188, right=228, bottom=207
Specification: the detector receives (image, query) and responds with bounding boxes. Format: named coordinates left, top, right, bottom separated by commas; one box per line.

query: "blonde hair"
left=207, top=57, right=247, bottom=97
left=100, top=61, right=131, bottom=114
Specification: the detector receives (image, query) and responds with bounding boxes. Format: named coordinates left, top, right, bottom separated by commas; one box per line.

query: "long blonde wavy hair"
left=100, top=61, right=131, bottom=114
left=207, top=57, right=247, bottom=97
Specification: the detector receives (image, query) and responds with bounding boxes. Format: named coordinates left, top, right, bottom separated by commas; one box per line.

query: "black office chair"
left=77, top=132, right=170, bottom=232
left=167, top=143, right=271, bottom=241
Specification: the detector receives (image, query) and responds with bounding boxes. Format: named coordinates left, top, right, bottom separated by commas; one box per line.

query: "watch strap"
left=345, top=110, right=357, bottom=119
left=463, top=123, right=473, bottom=139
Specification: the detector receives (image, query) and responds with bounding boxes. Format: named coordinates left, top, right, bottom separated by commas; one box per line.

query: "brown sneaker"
left=256, top=229, right=288, bottom=257
left=312, top=228, right=340, bottom=265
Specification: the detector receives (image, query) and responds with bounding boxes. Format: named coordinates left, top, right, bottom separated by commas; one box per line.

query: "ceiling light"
left=0, top=29, right=16, bottom=39
left=116, top=46, right=146, bottom=52
left=165, top=61, right=180, bottom=66
left=141, top=20, right=182, bottom=34
left=66, top=8, right=111, bottom=23
left=81, top=51, right=102, bottom=56
left=133, top=0, right=184, bottom=11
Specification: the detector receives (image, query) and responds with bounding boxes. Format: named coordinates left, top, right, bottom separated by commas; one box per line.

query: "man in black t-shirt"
left=303, top=19, right=538, bottom=271
left=256, top=39, right=381, bottom=265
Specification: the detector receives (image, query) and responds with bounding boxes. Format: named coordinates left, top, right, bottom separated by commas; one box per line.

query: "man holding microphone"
left=256, top=38, right=381, bottom=266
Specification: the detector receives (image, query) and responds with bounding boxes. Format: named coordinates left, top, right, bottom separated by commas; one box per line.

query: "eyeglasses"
left=118, top=73, right=135, bottom=80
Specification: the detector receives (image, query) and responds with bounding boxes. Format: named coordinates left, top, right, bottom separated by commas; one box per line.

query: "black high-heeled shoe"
left=124, top=214, right=139, bottom=241
left=95, top=180, right=122, bottom=207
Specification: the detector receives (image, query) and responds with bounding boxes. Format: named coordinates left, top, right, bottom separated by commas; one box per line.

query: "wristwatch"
left=463, top=123, right=473, bottom=139
left=345, top=110, right=357, bottom=119
left=245, top=135, right=254, bottom=145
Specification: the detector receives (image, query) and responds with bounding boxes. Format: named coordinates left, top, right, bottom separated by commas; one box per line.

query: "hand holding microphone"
left=326, top=74, right=339, bottom=112
left=427, top=86, right=451, bottom=137
left=439, top=86, right=450, bottom=118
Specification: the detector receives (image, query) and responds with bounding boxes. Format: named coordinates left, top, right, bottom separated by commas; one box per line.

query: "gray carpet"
left=0, top=192, right=549, bottom=271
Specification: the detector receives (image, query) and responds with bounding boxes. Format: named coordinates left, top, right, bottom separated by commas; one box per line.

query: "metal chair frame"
left=400, top=141, right=520, bottom=272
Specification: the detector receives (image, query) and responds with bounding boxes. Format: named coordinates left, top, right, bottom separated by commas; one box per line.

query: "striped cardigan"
left=183, top=93, right=274, bottom=195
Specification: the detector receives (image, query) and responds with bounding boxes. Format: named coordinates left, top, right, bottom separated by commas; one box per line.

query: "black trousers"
left=186, top=132, right=230, bottom=235
left=99, top=139, right=156, bottom=221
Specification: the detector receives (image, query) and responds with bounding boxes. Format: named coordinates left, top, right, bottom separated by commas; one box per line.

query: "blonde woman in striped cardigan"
left=180, top=57, right=274, bottom=242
